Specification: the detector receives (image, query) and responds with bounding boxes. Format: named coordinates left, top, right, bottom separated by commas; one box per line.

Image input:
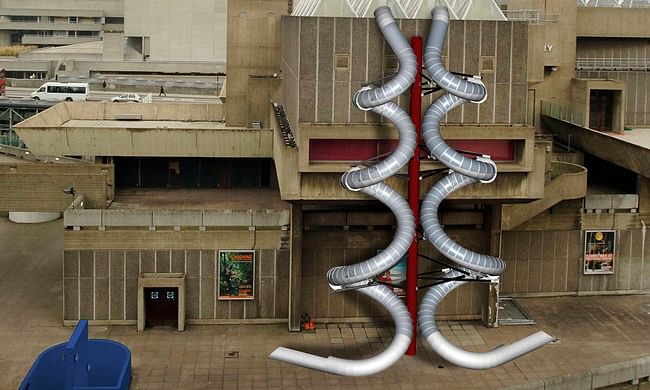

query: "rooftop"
left=110, top=188, right=289, bottom=211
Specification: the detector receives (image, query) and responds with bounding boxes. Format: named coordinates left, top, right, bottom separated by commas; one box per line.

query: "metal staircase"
left=271, top=103, right=297, bottom=148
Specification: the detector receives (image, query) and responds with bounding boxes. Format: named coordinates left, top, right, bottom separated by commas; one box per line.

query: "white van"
left=31, top=82, right=89, bottom=102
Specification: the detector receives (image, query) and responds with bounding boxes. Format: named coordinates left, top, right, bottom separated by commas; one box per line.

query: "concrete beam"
left=542, top=116, right=650, bottom=179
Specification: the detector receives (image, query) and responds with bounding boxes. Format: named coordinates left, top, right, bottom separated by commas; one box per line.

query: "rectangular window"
left=10, top=16, right=38, bottom=23
left=480, top=56, right=495, bottom=73
left=68, top=16, right=78, bottom=24
left=385, top=55, right=398, bottom=73
left=335, top=54, right=349, bottom=70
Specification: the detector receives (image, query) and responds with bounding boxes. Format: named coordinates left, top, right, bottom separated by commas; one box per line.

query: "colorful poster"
left=584, top=230, right=615, bottom=274
left=218, top=250, right=255, bottom=300
left=377, top=251, right=407, bottom=298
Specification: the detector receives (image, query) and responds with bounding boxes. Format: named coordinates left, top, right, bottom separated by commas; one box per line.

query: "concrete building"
left=0, top=0, right=123, bottom=47
left=1, top=0, right=649, bottom=339
left=0, top=0, right=226, bottom=83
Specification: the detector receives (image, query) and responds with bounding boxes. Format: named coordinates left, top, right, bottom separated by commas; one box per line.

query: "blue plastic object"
left=19, top=320, right=131, bottom=390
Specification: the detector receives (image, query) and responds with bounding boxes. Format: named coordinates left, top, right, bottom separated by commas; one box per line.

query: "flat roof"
left=63, top=120, right=226, bottom=130
left=110, top=188, right=289, bottom=210
left=608, top=127, right=650, bottom=149
left=0, top=154, right=34, bottom=163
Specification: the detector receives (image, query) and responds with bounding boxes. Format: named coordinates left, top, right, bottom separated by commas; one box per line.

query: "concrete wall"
left=576, top=7, right=650, bottom=38
left=525, top=1, right=577, bottom=130
left=225, top=0, right=287, bottom=127
left=0, top=162, right=113, bottom=212
left=124, top=0, right=226, bottom=63
left=301, top=228, right=487, bottom=322
left=576, top=38, right=650, bottom=126
left=282, top=17, right=529, bottom=130
left=102, top=32, right=124, bottom=61
left=63, top=248, right=290, bottom=323
left=501, top=228, right=650, bottom=296
left=0, top=0, right=123, bottom=16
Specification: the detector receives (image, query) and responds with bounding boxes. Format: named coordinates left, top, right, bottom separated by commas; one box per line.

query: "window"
left=68, top=16, right=78, bottom=24
left=77, top=31, right=98, bottom=37
left=49, top=16, right=56, bottom=23
left=10, top=16, right=38, bottom=23
left=335, top=54, right=350, bottom=70
left=105, top=17, right=124, bottom=24
left=480, top=56, right=495, bottom=73
left=69, top=86, right=86, bottom=94
left=384, top=55, right=398, bottom=73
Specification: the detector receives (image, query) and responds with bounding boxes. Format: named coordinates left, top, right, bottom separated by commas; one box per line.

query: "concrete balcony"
left=14, top=102, right=273, bottom=159
left=21, top=35, right=99, bottom=46
left=0, top=21, right=102, bottom=32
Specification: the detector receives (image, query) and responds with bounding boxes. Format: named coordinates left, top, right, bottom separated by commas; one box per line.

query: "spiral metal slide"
left=417, top=6, right=555, bottom=369
left=269, top=6, right=417, bottom=376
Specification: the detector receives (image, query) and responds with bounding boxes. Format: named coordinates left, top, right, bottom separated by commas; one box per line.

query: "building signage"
left=583, top=230, right=615, bottom=274
left=218, top=250, right=255, bottom=300
left=377, top=250, right=407, bottom=298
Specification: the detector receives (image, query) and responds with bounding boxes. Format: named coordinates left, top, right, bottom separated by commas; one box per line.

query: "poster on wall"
left=377, top=250, right=407, bottom=298
left=218, top=250, right=255, bottom=300
left=584, top=230, right=615, bottom=274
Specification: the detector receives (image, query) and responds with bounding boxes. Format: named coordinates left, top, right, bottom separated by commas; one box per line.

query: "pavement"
left=1, top=216, right=650, bottom=389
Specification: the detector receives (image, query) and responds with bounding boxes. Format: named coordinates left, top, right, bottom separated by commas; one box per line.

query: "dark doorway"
left=144, top=287, right=178, bottom=328
left=589, top=90, right=614, bottom=131
left=114, top=157, right=273, bottom=189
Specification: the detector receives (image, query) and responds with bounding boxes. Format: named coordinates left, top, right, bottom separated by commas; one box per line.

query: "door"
left=589, top=90, right=614, bottom=131
left=144, top=287, right=178, bottom=328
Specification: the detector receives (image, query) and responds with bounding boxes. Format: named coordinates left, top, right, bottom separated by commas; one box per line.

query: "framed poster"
left=218, top=250, right=255, bottom=300
left=583, top=230, right=615, bottom=274
left=377, top=250, right=407, bottom=298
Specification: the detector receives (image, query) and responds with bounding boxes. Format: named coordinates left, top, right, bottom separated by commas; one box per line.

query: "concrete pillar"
left=638, top=175, right=650, bottom=214
left=482, top=204, right=502, bottom=328
left=288, top=203, right=302, bottom=331
left=0, top=31, right=11, bottom=46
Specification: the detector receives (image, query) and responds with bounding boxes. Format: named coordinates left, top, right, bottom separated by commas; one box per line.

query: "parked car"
left=111, top=93, right=142, bottom=103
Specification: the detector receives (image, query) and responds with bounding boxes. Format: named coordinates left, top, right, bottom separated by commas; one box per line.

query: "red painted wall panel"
left=309, top=139, right=515, bottom=162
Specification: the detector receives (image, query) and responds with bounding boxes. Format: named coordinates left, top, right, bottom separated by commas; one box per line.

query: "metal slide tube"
left=342, top=5, right=418, bottom=190
left=420, top=172, right=505, bottom=275
left=328, top=183, right=415, bottom=286
left=418, top=6, right=554, bottom=369
left=421, top=93, right=495, bottom=181
left=270, top=6, right=416, bottom=376
left=269, top=285, right=412, bottom=376
left=352, top=7, right=417, bottom=110
left=418, top=271, right=555, bottom=369
left=424, top=7, right=486, bottom=102
left=341, top=102, right=416, bottom=190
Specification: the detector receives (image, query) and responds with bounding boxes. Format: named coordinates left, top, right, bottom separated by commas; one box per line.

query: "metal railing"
left=576, top=57, right=650, bottom=71
left=577, top=0, right=650, bottom=8
left=502, top=9, right=559, bottom=23
left=541, top=100, right=586, bottom=127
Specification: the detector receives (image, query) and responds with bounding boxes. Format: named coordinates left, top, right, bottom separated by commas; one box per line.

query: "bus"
left=0, top=68, right=5, bottom=96
left=30, top=82, right=89, bottom=102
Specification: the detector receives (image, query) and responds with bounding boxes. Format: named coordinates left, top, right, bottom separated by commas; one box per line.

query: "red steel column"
left=406, top=36, right=422, bottom=356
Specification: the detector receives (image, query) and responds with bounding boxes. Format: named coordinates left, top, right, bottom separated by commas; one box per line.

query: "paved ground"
left=1, top=216, right=650, bottom=389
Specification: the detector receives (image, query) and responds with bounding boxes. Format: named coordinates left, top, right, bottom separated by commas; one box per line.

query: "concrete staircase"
left=501, top=161, right=587, bottom=231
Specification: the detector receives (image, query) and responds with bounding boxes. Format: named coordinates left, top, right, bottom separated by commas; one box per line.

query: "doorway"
left=144, top=287, right=178, bottom=328
left=589, top=90, right=614, bottom=131
left=137, top=273, right=185, bottom=332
